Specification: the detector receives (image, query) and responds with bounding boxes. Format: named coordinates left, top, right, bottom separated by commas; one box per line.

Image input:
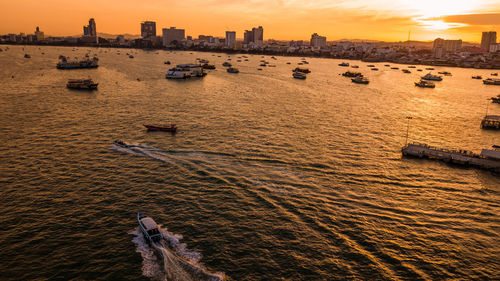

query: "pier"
left=402, top=143, right=500, bottom=173
left=481, top=115, right=500, bottom=129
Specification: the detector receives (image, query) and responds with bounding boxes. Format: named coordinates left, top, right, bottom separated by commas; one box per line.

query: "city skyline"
left=1, top=0, right=499, bottom=42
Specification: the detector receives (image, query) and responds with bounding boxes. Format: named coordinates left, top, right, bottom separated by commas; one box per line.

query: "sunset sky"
left=1, top=0, right=499, bottom=42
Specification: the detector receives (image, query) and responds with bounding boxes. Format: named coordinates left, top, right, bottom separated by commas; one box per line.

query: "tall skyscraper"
left=252, top=26, right=263, bottom=47
left=83, top=18, right=98, bottom=43
left=243, top=30, right=253, bottom=44
left=310, top=33, right=327, bottom=49
left=225, top=31, right=236, bottom=48
left=34, top=26, right=44, bottom=41
left=162, top=27, right=185, bottom=46
left=481, top=31, right=497, bottom=51
left=141, top=21, right=156, bottom=38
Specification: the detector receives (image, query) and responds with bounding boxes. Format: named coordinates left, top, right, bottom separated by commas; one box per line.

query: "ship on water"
left=57, top=55, right=99, bottom=69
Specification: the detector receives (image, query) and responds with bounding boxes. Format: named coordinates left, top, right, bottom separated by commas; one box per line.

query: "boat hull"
left=144, top=125, right=177, bottom=132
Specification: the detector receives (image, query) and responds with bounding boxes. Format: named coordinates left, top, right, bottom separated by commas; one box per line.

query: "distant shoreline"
left=2, top=42, right=499, bottom=70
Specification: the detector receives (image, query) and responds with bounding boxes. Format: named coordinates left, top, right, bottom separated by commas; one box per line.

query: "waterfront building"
left=432, top=38, right=462, bottom=55
left=243, top=30, right=253, bottom=44
left=310, top=33, right=327, bottom=49
left=225, top=31, right=236, bottom=48
left=162, top=27, right=185, bottom=46
left=252, top=26, right=263, bottom=47
left=481, top=31, right=497, bottom=52
left=490, top=44, right=500, bottom=53
left=82, top=18, right=98, bottom=44
left=141, top=21, right=156, bottom=38
left=34, top=26, right=44, bottom=41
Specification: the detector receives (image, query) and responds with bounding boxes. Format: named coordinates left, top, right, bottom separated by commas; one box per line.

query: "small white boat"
left=138, top=213, right=163, bottom=244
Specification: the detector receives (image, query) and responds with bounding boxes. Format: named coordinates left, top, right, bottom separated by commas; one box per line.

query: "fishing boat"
left=421, top=73, right=442, bottom=81
left=415, top=80, right=435, bottom=88
left=144, top=124, right=177, bottom=132
left=293, top=71, right=307, bottom=79
left=66, top=79, right=98, bottom=90
left=227, top=67, right=239, bottom=73
left=293, top=67, right=310, bottom=74
left=342, top=71, right=362, bottom=77
left=137, top=213, right=163, bottom=244
left=351, top=77, right=369, bottom=84
left=483, top=78, right=500, bottom=85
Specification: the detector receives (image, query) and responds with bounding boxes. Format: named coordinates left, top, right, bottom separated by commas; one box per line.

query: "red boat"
left=144, top=124, right=177, bottom=132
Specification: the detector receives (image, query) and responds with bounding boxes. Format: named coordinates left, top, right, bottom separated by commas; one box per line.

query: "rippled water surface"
left=1, top=45, right=499, bottom=280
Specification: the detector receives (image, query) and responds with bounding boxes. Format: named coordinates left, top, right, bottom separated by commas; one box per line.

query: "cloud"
left=427, top=13, right=500, bottom=25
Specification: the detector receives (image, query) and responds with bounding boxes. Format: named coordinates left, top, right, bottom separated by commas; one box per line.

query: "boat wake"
left=130, top=227, right=224, bottom=281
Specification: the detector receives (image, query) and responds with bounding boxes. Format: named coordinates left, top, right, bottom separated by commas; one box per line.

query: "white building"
left=310, top=33, right=327, bottom=49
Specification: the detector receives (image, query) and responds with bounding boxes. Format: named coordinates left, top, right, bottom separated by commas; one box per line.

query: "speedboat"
left=227, top=67, right=239, bottom=73
left=293, top=67, right=310, bottom=73
left=483, top=78, right=500, bottom=85
left=415, top=80, right=435, bottom=88
left=114, top=140, right=132, bottom=147
left=137, top=213, right=163, bottom=244
left=293, top=71, right=307, bottom=79
left=421, top=73, right=442, bottom=81
left=144, top=124, right=177, bottom=132
left=351, top=77, right=369, bottom=84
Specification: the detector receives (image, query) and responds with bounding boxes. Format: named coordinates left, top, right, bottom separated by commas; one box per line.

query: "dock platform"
left=402, top=143, right=500, bottom=173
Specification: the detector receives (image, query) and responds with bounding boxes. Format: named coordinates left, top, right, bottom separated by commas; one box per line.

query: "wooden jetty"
left=402, top=143, right=500, bottom=172
left=481, top=115, right=500, bottom=129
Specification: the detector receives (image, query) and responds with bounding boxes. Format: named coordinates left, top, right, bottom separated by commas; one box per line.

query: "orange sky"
left=1, top=0, right=499, bottom=42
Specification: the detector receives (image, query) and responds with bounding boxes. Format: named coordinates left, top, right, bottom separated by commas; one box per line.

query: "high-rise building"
left=34, top=26, right=44, bottom=41
left=481, top=31, right=497, bottom=51
left=141, top=21, right=156, bottom=38
left=252, top=26, right=263, bottom=47
left=432, top=38, right=462, bottom=54
left=162, top=27, right=185, bottom=46
left=243, top=30, right=253, bottom=44
left=225, top=31, right=236, bottom=48
left=83, top=18, right=98, bottom=43
left=310, top=33, right=327, bottom=49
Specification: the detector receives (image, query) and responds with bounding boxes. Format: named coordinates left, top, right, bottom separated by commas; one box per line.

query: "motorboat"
left=472, top=75, right=482, bottom=79
left=227, top=67, right=239, bottom=73
left=371, top=68, right=379, bottom=71
left=438, top=71, right=451, bottom=75
left=222, top=62, right=232, bottom=67
left=415, top=80, right=435, bottom=88
left=293, top=67, right=310, bottom=73
left=293, top=71, right=307, bottom=79
left=366, top=65, right=375, bottom=67
left=144, top=124, right=177, bottom=132
left=408, top=66, right=416, bottom=68
left=166, top=64, right=206, bottom=79
left=351, top=77, right=369, bottom=84
left=384, top=64, right=390, bottom=67
left=417, top=69, right=423, bottom=71
left=483, top=78, right=500, bottom=85
left=338, top=62, right=349, bottom=67
left=351, top=65, right=359, bottom=68
left=492, top=73, right=498, bottom=76
left=391, top=67, right=399, bottom=70
left=421, top=73, right=442, bottom=81
left=66, top=79, right=98, bottom=90
left=129, top=55, right=134, bottom=58
left=57, top=56, right=98, bottom=69
left=202, top=63, right=216, bottom=70
left=114, top=140, right=134, bottom=147
left=342, top=71, right=362, bottom=77
left=425, top=67, right=435, bottom=70
left=138, top=213, right=163, bottom=244
left=491, top=95, right=500, bottom=103
left=164, top=61, right=171, bottom=65
left=24, top=54, right=31, bottom=58
left=402, top=69, right=411, bottom=73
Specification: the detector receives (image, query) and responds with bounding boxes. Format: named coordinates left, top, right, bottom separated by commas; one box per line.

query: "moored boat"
left=227, top=67, right=239, bottom=73
left=138, top=213, right=163, bottom=244
left=338, top=62, right=349, bottom=67
left=483, top=78, right=500, bottom=85
left=402, top=69, right=411, bottom=73
left=24, top=54, right=31, bottom=58
left=66, top=79, right=98, bottom=90
left=144, top=124, right=177, bottom=132
left=421, top=73, right=442, bottom=81
left=57, top=56, right=98, bottom=69
left=491, top=95, right=500, bottom=103
left=472, top=75, right=482, bottom=79
left=293, top=67, right=310, bottom=73
left=293, top=71, right=307, bottom=79
left=415, top=80, right=435, bottom=88
left=342, top=71, right=362, bottom=77
left=222, top=62, right=232, bottom=67
left=351, top=77, right=369, bottom=84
